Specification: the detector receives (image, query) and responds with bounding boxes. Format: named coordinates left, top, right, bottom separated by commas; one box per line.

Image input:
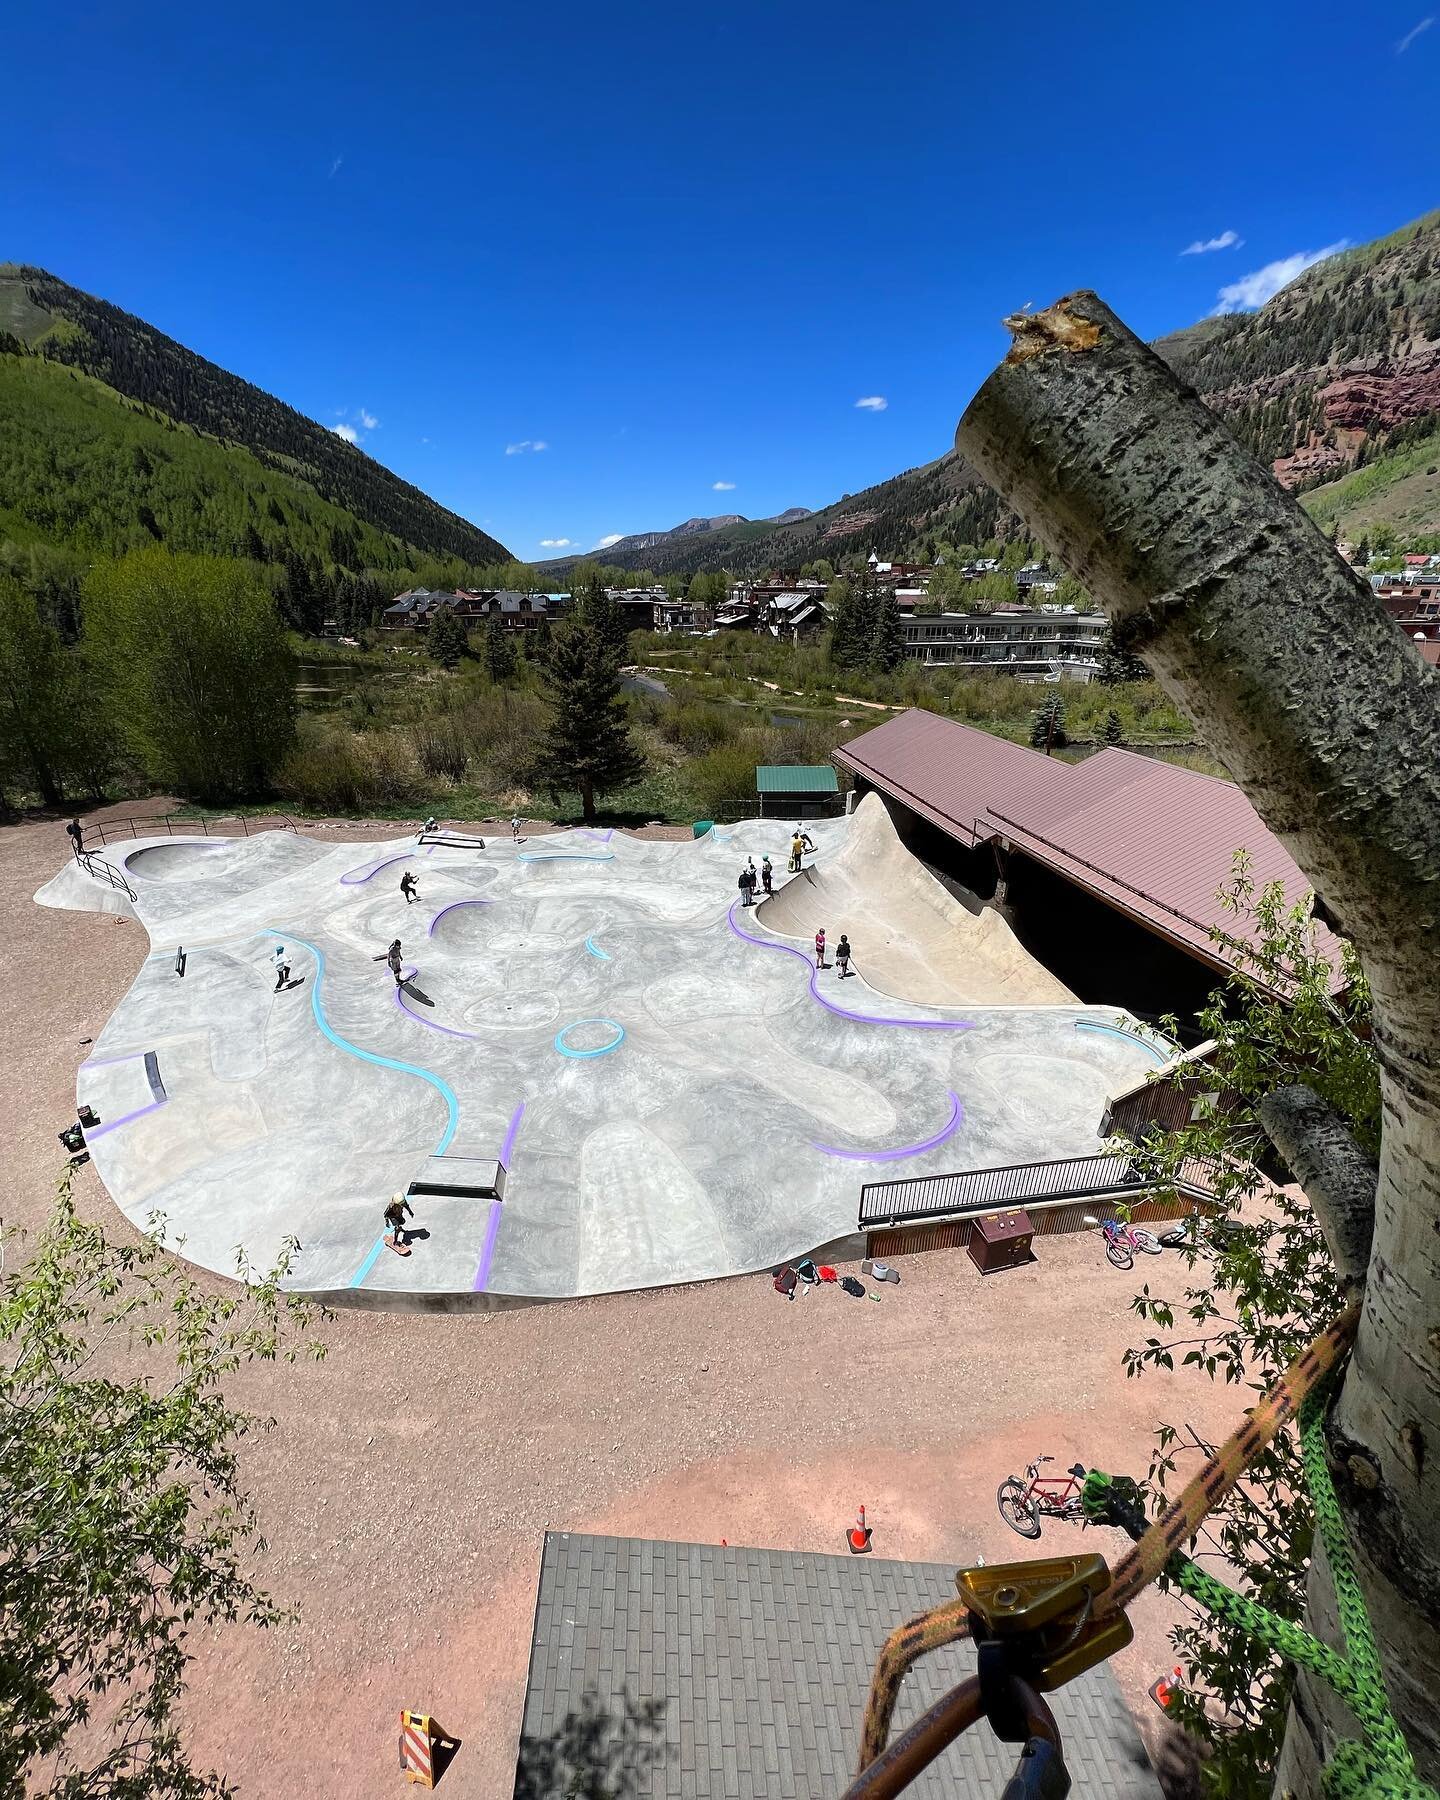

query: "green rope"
left=1083, top=1430, right=1436, bottom=1800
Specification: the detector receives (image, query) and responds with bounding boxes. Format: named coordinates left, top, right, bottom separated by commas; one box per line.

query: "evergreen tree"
left=576, top=576, right=631, bottom=663
left=1096, top=622, right=1148, bottom=684
left=1101, top=708, right=1125, bottom=747
left=427, top=608, right=468, bottom=668
left=825, top=578, right=868, bottom=670
left=1029, top=692, right=1067, bottom=752
left=869, top=587, right=906, bottom=672
left=0, top=578, right=92, bottom=807
left=484, top=616, right=518, bottom=684
left=532, top=617, right=645, bottom=824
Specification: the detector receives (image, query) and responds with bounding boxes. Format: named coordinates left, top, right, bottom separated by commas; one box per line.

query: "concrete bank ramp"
left=755, top=792, right=1075, bottom=1008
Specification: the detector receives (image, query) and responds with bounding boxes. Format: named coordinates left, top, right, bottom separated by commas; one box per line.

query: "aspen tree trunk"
left=955, top=291, right=1440, bottom=1796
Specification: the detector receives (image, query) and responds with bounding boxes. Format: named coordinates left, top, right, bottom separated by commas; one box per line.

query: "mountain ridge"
left=0, top=263, right=511, bottom=568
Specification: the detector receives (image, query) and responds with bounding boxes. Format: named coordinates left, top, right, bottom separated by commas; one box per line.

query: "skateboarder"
left=422, top=816, right=437, bottom=836
left=273, top=953, right=291, bottom=991
left=836, top=933, right=852, bottom=978
left=511, top=815, right=522, bottom=843
left=738, top=865, right=755, bottom=907
left=383, top=1192, right=414, bottom=1249
left=386, top=939, right=404, bottom=986
left=814, top=927, right=826, bottom=969
left=789, top=830, right=807, bottom=873
left=760, top=854, right=773, bottom=896
left=66, top=818, right=84, bottom=858
left=400, top=870, right=419, bottom=904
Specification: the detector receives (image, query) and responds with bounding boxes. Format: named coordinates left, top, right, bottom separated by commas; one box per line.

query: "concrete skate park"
left=36, top=796, right=1167, bottom=1304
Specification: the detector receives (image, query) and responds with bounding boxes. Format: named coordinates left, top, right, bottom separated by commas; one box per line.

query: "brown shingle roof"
left=835, top=710, right=1343, bottom=982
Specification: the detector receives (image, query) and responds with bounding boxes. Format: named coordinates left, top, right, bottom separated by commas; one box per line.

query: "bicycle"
left=1084, top=1213, right=1162, bottom=1269
left=996, top=1454, right=1088, bottom=1539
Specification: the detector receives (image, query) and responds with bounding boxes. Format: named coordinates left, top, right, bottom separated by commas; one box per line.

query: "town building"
left=754, top=763, right=840, bottom=817
left=381, top=588, right=566, bottom=632
left=901, top=608, right=1106, bottom=680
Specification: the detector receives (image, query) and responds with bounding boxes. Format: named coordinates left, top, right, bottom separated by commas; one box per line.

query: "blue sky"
left=4, top=0, right=1436, bottom=562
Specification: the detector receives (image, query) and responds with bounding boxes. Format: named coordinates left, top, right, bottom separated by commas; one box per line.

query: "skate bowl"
left=754, top=793, right=1076, bottom=1008
left=427, top=898, right=495, bottom=944
left=125, top=842, right=232, bottom=880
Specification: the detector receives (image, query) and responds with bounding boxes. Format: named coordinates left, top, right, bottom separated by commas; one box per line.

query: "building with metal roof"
left=513, top=1532, right=1164, bottom=1799
left=833, top=710, right=1340, bottom=1016
left=755, top=764, right=840, bottom=817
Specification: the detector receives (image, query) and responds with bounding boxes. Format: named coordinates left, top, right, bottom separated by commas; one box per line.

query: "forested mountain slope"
left=0, top=264, right=509, bottom=567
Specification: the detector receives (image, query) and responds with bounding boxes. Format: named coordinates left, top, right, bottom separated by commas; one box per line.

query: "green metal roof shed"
left=754, top=763, right=839, bottom=816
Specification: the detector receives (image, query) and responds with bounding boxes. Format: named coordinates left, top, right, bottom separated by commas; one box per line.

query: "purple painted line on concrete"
left=812, top=1092, right=964, bottom=1163
left=726, top=901, right=975, bottom=1032
left=472, top=1198, right=504, bottom=1291
left=426, top=897, right=494, bottom=939
left=574, top=828, right=615, bottom=844
left=84, top=1096, right=168, bottom=1141
left=339, top=852, right=414, bottom=887
left=500, top=1101, right=526, bottom=1166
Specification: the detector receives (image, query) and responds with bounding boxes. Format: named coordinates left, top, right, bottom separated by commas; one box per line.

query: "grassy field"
left=1300, top=435, right=1440, bottom=537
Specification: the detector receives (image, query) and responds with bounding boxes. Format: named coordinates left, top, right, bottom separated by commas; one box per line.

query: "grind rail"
left=858, top=1148, right=1219, bottom=1230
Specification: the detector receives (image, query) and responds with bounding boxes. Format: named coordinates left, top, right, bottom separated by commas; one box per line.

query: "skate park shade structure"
left=36, top=798, right=1165, bottom=1305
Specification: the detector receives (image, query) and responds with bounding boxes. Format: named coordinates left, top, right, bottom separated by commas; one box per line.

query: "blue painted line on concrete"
left=517, top=851, right=615, bottom=864
left=351, top=1237, right=388, bottom=1286
left=584, top=935, right=611, bottom=961
left=1073, top=1019, right=1170, bottom=1064
left=554, top=1017, right=626, bottom=1058
left=262, top=930, right=461, bottom=1287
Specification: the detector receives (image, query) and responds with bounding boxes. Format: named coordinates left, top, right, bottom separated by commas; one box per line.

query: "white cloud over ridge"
left=712, top=480, right=736, bottom=491
left=1182, top=229, right=1242, bottom=256
left=331, top=422, right=360, bottom=444
left=505, top=439, right=549, bottom=455
left=539, top=537, right=574, bottom=548
left=1213, top=241, right=1349, bottom=314
left=593, top=534, right=624, bottom=549
left=359, top=408, right=379, bottom=430
left=854, top=395, right=888, bottom=411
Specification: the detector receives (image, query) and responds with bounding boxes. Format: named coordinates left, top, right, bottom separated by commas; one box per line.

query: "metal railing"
left=82, top=812, right=297, bottom=849
left=858, top=1149, right=1219, bottom=1229
left=76, top=851, right=138, bottom=902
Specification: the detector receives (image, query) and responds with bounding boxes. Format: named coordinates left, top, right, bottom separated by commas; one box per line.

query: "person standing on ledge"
left=760, top=854, right=773, bottom=896
left=835, top=933, right=852, bottom=979
left=383, top=939, right=404, bottom=986
left=814, top=927, right=826, bottom=969
left=66, top=818, right=84, bottom=858
left=789, top=830, right=805, bottom=874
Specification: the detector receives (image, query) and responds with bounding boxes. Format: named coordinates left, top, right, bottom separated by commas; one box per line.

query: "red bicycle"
left=996, top=1454, right=1088, bottom=1539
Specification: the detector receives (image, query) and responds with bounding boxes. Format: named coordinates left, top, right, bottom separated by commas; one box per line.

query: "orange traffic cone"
left=1148, top=1666, right=1183, bottom=1711
left=846, top=1505, right=873, bottom=1554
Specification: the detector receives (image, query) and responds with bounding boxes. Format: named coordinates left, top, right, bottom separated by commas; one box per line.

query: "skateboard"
left=386, top=1236, right=412, bottom=1256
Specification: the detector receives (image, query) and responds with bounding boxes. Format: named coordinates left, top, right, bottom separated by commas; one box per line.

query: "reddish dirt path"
left=4, top=805, right=1222, bottom=1796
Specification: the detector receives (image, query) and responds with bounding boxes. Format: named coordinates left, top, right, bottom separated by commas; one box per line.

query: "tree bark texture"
left=956, top=292, right=1440, bottom=1795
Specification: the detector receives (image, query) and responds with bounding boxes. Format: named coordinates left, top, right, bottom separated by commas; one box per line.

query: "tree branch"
left=1257, top=1086, right=1377, bottom=1291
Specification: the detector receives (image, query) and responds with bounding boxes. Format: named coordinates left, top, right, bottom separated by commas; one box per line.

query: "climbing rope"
left=854, top=1298, right=1436, bottom=1798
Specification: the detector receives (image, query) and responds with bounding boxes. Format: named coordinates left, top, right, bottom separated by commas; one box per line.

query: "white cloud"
left=1213, top=241, right=1349, bottom=314
left=505, top=438, right=549, bottom=455
left=328, top=155, right=344, bottom=179
left=854, top=395, right=888, bottom=412
left=359, top=408, right=379, bottom=430
left=712, top=480, right=737, bottom=491
left=539, top=537, right=574, bottom=548
left=1397, top=15, right=1433, bottom=51
left=593, top=533, right=624, bottom=550
left=331, top=422, right=360, bottom=444
left=1182, top=229, right=1242, bottom=256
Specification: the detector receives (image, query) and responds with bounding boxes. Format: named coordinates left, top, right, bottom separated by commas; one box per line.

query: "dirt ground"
left=4, top=803, right=1229, bottom=1796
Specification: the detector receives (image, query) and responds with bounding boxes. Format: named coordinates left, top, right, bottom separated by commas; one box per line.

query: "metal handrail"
left=76, top=850, right=138, bottom=902
left=858, top=1149, right=1218, bottom=1229
left=82, top=811, right=298, bottom=848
